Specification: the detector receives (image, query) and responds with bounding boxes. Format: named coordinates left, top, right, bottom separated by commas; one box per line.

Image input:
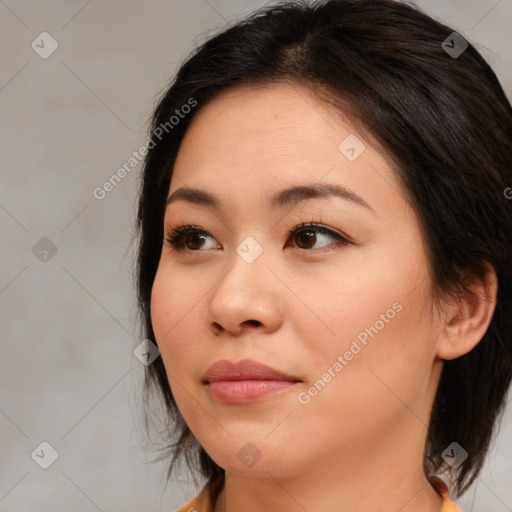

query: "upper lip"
left=203, top=359, right=300, bottom=383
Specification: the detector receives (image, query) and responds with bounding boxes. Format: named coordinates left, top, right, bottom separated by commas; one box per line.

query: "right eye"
left=165, top=225, right=220, bottom=252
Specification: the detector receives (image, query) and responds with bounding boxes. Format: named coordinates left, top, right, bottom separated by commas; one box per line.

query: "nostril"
left=210, top=319, right=261, bottom=335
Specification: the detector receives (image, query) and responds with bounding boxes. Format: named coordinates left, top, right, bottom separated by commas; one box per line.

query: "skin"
left=150, top=82, right=498, bottom=512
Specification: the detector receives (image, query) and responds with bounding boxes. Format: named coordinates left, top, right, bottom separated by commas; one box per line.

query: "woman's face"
left=151, top=83, right=446, bottom=477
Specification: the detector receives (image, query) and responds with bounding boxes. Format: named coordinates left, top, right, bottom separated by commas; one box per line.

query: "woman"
left=134, top=0, right=512, bottom=510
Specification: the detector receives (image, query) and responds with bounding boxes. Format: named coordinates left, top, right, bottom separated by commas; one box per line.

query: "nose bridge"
left=207, top=235, right=282, bottom=333
left=213, top=237, right=268, bottom=307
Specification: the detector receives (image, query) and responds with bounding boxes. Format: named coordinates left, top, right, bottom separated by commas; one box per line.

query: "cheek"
left=298, top=251, right=437, bottom=396
left=291, top=290, right=437, bottom=452
left=150, top=269, right=173, bottom=345
left=150, top=267, right=212, bottom=427
left=150, top=266, right=199, bottom=374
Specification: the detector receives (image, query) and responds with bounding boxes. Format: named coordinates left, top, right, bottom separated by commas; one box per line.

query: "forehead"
left=177, top=82, right=350, bottom=155
left=169, top=82, right=408, bottom=217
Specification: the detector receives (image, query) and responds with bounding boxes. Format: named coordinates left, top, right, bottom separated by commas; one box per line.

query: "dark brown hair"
left=134, top=0, right=512, bottom=498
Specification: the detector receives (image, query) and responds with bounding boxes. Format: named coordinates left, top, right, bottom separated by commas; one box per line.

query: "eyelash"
left=164, top=220, right=351, bottom=253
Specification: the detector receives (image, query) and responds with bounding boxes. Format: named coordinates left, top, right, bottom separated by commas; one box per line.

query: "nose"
left=206, top=249, right=284, bottom=337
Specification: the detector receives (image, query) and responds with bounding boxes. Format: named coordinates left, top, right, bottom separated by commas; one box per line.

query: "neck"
left=213, top=420, right=444, bottom=512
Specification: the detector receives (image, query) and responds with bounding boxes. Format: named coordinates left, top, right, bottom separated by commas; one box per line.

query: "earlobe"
left=436, top=261, right=498, bottom=361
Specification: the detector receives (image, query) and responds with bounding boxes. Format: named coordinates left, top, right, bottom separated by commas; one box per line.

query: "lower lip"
left=207, top=380, right=298, bottom=404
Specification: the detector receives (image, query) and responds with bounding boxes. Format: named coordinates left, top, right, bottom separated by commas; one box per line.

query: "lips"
left=203, top=359, right=301, bottom=404
left=203, top=358, right=300, bottom=383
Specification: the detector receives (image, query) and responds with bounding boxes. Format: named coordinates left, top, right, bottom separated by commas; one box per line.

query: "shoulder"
left=174, top=474, right=224, bottom=512
left=174, top=485, right=212, bottom=512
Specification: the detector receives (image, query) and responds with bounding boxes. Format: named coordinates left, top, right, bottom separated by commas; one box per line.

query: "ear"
left=436, top=261, right=498, bottom=360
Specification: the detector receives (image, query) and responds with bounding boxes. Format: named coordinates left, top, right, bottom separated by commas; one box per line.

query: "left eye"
left=287, top=223, right=349, bottom=250
left=164, top=222, right=349, bottom=252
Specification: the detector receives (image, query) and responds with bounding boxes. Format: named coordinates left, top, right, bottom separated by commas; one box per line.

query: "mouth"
left=203, top=358, right=301, bottom=404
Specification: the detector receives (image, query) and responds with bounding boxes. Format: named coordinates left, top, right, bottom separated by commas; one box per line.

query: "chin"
left=209, top=445, right=300, bottom=478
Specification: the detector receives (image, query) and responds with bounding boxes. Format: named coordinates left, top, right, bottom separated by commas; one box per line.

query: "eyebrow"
left=166, top=182, right=375, bottom=215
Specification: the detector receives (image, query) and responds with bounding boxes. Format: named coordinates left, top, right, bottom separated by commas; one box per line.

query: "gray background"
left=0, top=1, right=511, bottom=511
